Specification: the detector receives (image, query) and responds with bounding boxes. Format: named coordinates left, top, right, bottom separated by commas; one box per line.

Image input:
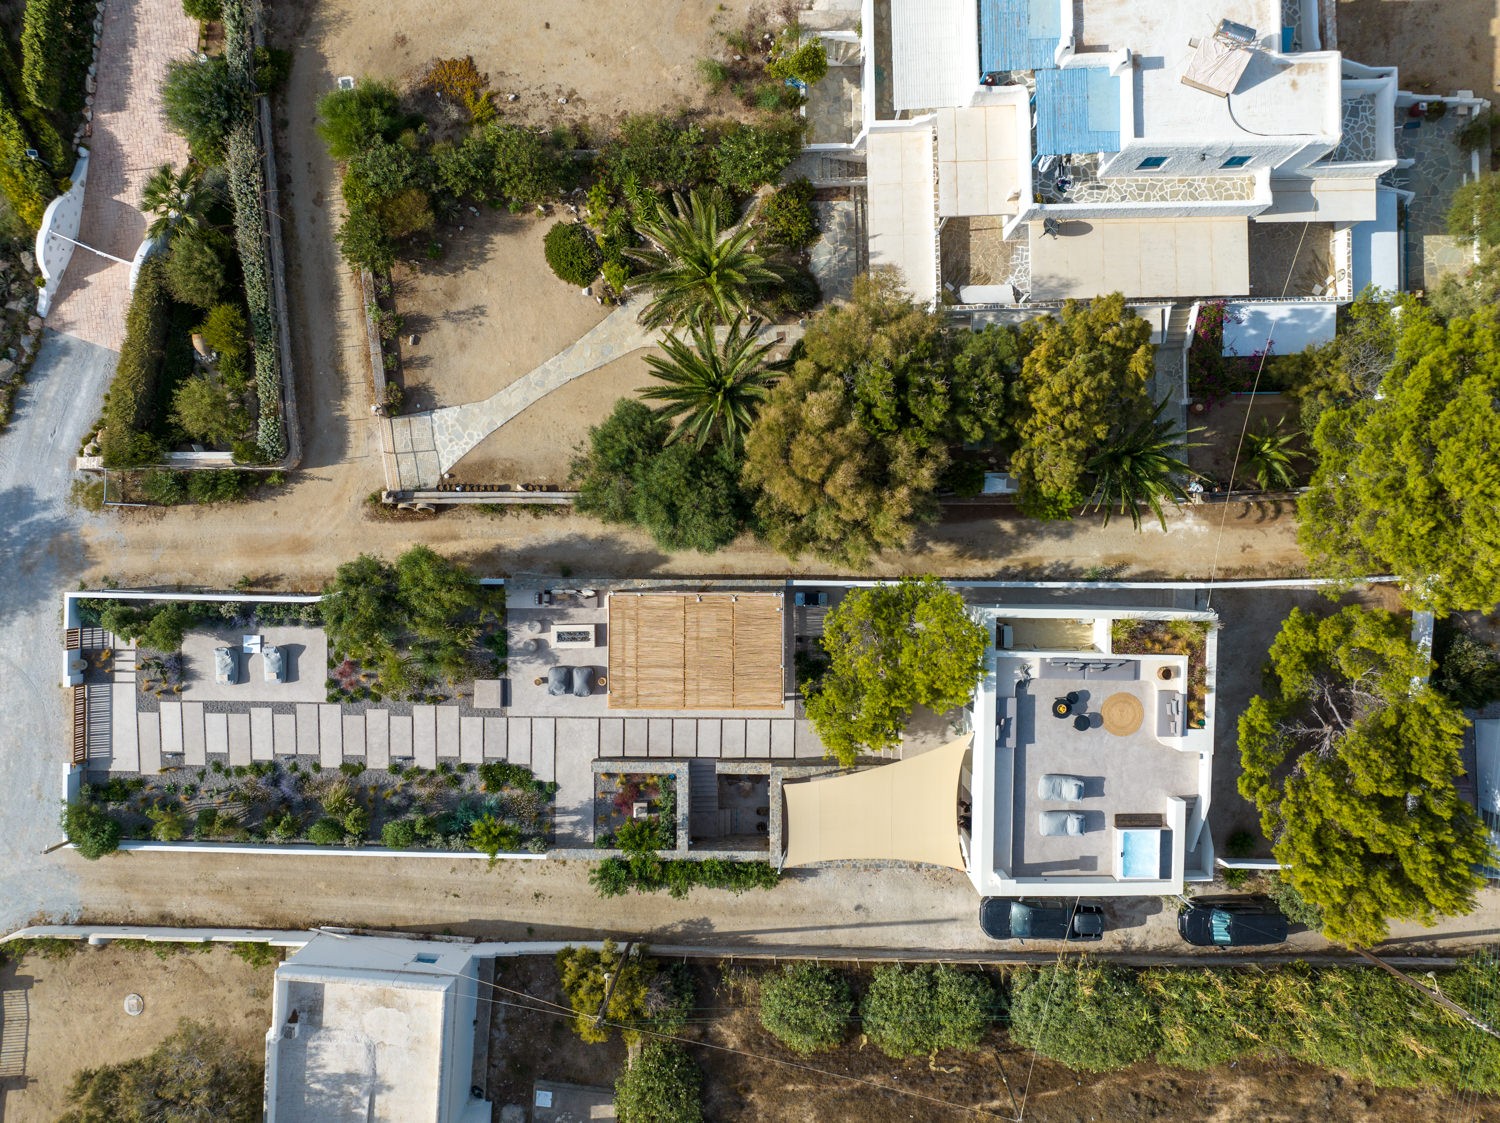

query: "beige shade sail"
left=782, top=735, right=971, bottom=870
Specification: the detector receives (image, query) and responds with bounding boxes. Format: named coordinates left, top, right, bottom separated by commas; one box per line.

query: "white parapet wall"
left=35, top=151, right=89, bottom=318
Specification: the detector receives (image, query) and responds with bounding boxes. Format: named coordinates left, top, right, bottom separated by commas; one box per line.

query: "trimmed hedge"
left=100, top=258, right=173, bottom=467
left=0, top=98, right=57, bottom=230
left=20, top=0, right=69, bottom=111
left=588, top=855, right=779, bottom=899
left=544, top=221, right=603, bottom=286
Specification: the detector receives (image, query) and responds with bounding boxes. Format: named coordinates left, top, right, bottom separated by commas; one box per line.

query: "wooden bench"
left=1115, top=813, right=1165, bottom=829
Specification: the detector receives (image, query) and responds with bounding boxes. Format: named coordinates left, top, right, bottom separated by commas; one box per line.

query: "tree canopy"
left=58, top=1018, right=262, bottom=1123
left=859, top=964, right=993, bottom=1058
left=806, top=577, right=986, bottom=765
left=1237, top=606, right=1489, bottom=945
left=1298, top=304, right=1500, bottom=613
left=614, top=1042, right=703, bottom=1123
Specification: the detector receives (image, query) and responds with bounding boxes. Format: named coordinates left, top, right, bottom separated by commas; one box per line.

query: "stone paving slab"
left=600, top=719, right=624, bottom=756
left=460, top=716, right=484, bottom=764
left=296, top=704, right=319, bottom=757
left=623, top=719, right=648, bottom=758
left=722, top=720, right=746, bottom=759
left=483, top=716, right=507, bottom=759
left=556, top=717, right=599, bottom=758
left=181, top=702, right=205, bottom=766
left=366, top=709, right=390, bottom=769
left=159, top=702, right=184, bottom=758
left=672, top=719, right=696, bottom=757
left=111, top=683, right=140, bottom=772
left=647, top=718, right=673, bottom=758
left=250, top=708, right=274, bottom=761
left=318, top=705, right=342, bottom=769
left=746, top=720, right=772, bottom=758
left=390, top=714, right=414, bottom=761
left=436, top=706, right=461, bottom=759
left=342, top=714, right=365, bottom=757
left=273, top=712, right=297, bottom=757
left=137, top=714, right=161, bottom=775
left=508, top=718, right=532, bottom=767
left=227, top=713, right=251, bottom=767
left=412, top=706, right=437, bottom=769
left=696, top=719, right=721, bottom=758
left=532, top=719, right=557, bottom=782
left=794, top=720, right=825, bottom=758
left=771, top=721, right=795, bottom=759
left=205, top=711, right=229, bottom=759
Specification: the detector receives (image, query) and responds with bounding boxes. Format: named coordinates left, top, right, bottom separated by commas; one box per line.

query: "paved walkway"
left=388, top=302, right=658, bottom=488
left=46, top=0, right=195, bottom=348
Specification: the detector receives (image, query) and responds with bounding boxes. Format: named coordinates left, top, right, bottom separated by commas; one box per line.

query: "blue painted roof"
left=1034, top=68, right=1121, bottom=155
left=980, top=0, right=1061, bottom=73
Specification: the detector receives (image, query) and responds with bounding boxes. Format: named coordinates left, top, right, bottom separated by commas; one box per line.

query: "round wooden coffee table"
left=1101, top=692, right=1144, bottom=736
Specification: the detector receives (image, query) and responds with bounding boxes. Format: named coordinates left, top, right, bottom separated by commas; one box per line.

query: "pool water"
left=1119, top=828, right=1162, bottom=879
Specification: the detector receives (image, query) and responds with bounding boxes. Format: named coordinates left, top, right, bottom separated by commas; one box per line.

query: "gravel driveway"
left=0, top=331, right=115, bottom=931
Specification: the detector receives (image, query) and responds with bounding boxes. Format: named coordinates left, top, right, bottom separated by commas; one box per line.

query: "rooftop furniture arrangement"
left=1036, top=774, right=1085, bottom=801
left=1039, top=810, right=1087, bottom=836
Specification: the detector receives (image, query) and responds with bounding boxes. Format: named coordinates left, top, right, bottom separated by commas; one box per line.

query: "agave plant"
left=626, top=187, right=791, bottom=328
left=139, top=162, right=208, bottom=242
left=640, top=314, right=778, bottom=451
left=1243, top=417, right=1301, bottom=492
left=1087, top=399, right=1199, bottom=531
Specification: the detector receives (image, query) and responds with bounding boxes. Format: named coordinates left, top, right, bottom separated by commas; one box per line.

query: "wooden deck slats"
left=70, top=687, right=87, bottom=765
left=609, top=593, right=785, bottom=710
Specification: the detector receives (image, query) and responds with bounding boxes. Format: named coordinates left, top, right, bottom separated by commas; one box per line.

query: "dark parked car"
left=980, top=897, right=1105, bottom=942
left=1177, top=899, right=1289, bottom=947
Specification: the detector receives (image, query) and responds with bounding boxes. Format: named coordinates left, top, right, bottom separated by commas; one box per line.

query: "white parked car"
left=262, top=645, right=284, bottom=684
left=1036, top=774, right=1086, bottom=802
left=214, top=646, right=237, bottom=685
left=1039, top=810, right=1087, bottom=836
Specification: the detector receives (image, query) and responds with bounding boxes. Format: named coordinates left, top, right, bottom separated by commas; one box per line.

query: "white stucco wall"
left=35, top=151, right=89, bottom=318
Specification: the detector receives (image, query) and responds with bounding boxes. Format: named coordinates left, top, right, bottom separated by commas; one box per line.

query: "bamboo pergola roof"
left=607, top=592, right=785, bottom=710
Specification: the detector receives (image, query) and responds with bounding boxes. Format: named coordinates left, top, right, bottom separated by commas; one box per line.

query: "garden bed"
left=1111, top=618, right=1210, bottom=728
left=594, top=770, right=678, bottom=847
left=81, top=756, right=554, bottom=853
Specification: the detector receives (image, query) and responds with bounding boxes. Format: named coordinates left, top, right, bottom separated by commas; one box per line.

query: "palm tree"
left=1243, top=417, right=1300, bottom=492
left=626, top=187, right=791, bottom=329
left=639, top=314, right=778, bottom=451
left=139, top=162, right=206, bottom=242
left=1087, top=399, right=1198, bottom=531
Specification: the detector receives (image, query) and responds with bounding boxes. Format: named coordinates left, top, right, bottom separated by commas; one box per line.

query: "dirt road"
left=1338, top=0, right=1500, bottom=97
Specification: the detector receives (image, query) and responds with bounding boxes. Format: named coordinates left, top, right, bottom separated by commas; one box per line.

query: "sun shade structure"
left=782, top=735, right=971, bottom=870
left=1034, top=67, right=1121, bottom=156
left=607, top=592, right=785, bottom=710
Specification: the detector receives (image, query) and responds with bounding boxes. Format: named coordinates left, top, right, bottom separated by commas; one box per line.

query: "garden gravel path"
left=0, top=332, right=117, bottom=932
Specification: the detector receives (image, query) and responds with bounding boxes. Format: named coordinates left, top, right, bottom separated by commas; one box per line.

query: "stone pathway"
left=387, top=302, right=659, bottom=488
left=45, top=0, right=196, bottom=349
left=1392, top=110, right=1478, bottom=290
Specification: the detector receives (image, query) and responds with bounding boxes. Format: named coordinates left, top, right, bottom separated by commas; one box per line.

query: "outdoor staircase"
left=688, top=760, right=720, bottom=840
left=0, top=987, right=28, bottom=1078
left=1164, top=304, right=1195, bottom=350
left=84, top=683, right=112, bottom=767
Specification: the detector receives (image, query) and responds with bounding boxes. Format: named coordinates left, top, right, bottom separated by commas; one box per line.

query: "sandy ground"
left=0, top=944, right=273, bottom=1122
left=1187, top=394, right=1307, bottom=488
left=1338, top=0, right=1500, bottom=96
left=302, top=0, right=755, bottom=131
left=394, top=212, right=613, bottom=413
left=453, top=352, right=657, bottom=484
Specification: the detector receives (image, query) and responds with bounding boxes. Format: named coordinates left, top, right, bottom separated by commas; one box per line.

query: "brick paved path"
left=47, top=0, right=196, bottom=349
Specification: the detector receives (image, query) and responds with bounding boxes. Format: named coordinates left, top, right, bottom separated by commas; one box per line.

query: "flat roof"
left=890, top=0, right=978, bottom=110
left=1223, top=301, right=1336, bottom=356
left=1028, top=216, right=1249, bottom=300
left=1351, top=186, right=1401, bottom=295
left=935, top=103, right=1025, bottom=216
left=867, top=127, right=939, bottom=304
left=607, top=592, right=785, bottom=710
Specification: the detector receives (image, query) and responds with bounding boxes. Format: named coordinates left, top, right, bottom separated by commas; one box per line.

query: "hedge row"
left=589, top=854, right=779, bottom=899
left=0, top=99, right=54, bottom=229
left=221, top=0, right=285, bottom=460
left=20, top=0, right=71, bottom=110
left=99, top=258, right=172, bottom=467
left=0, top=33, right=67, bottom=169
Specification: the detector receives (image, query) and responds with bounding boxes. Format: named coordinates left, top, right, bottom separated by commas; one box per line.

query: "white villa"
left=796, top=0, right=1490, bottom=323
left=781, top=602, right=1219, bottom=899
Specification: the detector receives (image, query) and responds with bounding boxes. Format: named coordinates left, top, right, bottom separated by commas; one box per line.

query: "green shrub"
left=767, top=38, right=829, bottom=86
left=20, top=0, right=69, bottom=110
left=483, top=123, right=565, bottom=205
left=758, top=963, right=853, bottom=1054
left=1267, top=873, right=1324, bottom=929
left=716, top=119, right=804, bottom=193
left=470, top=813, right=522, bottom=861
left=224, top=122, right=285, bottom=459
left=1447, top=173, right=1500, bottom=248
left=63, top=802, right=123, bottom=860
left=141, top=469, right=188, bottom=506
left=186, top=469, right=254, bottom=504
left=146, top=805, right=188, bottom=842
left=316, top=79, right=406, bottom=161
left=199, top=301, right=250, bottom=359
left=307, top=817, right=344, bottom=845
left=544, top=221, right=603, bottom=285
left=1457, top=110, right=1498, bottom=154
left=165, top=231, right=231, bottom=308
left=0, top=105, right=59, bottom=229
left=162, top=57, right=248, bottom=162
left=1009, top=963, right=1158, bottom=1071
left=698, top=58, right=730, bottom=92
left=770, top=263, right=821, bottom=316
left=100, top=258, right=173, bottom=468
left=758, top=178, right=818, bottom=248
left=183, top=0, right=223, bottom=19
left=588, top=856, right=778, bottom=898
left=193, top=807, right=220, bottom=839
left=477, top=761, right=545, bottom=793
left=381, top=818, right=418, bottom=849
left=342, top=806, right=369, bottom=838
left=230, top=941, right=280, bottom=968
left=173, top=376, right=250, bottom=447
left=860, top=964, right=992, bottom=1058
left=1435, top=632, right=1500, bottom=708
left=1225, top=829, right=1257, bottom=859
left=614, top=1042, right=702, bottom=1123
left=601, top=114, right=717, bottom=195
left=253, top=45, right=293, bottom=93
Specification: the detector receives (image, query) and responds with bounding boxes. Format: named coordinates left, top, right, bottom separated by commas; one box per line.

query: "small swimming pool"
left=1119, top=829, right=1162, bottom=880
